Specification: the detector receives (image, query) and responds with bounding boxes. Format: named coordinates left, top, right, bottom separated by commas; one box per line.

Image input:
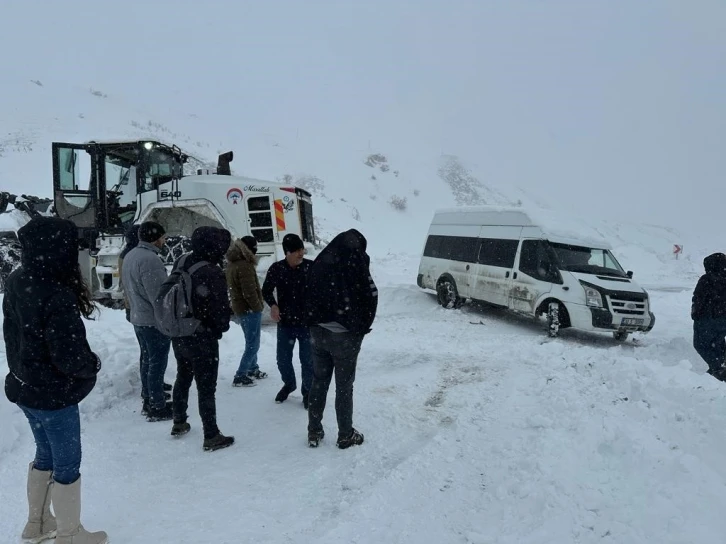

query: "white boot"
left=51, top=476, right=108, bottom=544
left=21, top=462, right=57, bottom=543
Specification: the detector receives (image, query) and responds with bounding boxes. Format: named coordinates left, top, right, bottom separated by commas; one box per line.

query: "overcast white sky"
left=1, top=0, right=724, bottom=241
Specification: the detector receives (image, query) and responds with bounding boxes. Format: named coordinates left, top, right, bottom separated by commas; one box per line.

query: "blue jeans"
left=20, top=404, right=82, bottom=485
left=134, top=325, right=171, bottom=410
left=277, top=324, right=313, bottom=395
left=235, top=312, right=262, bottom=378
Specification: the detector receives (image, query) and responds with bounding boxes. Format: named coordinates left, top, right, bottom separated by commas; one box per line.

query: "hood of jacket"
left=704, top=253, right=726, bottom=276
left=316, top=229, right=369, bottom=267
left=226, top=239, right=257, bottom=265
left=191, top=226, right=232, bottom=265
left=18, top=217, right=78, bottom=275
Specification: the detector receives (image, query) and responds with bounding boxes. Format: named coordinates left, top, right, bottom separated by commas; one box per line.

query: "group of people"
left=3, top=216, right=377, bottom=544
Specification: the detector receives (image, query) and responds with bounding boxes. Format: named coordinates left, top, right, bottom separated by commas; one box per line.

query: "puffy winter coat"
left=4, top=217, right=100, bottom=411
left=225, top=240, right=264, bottom=315
left=121, top=241, right=168, bottom=327
left=170, top=227, right=232, bottom=339
left=305, top=229, right=378, bottom=334
left=692, top=253, right=726, bottom=320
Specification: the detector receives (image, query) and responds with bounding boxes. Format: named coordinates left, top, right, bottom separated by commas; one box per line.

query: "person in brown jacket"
left=226, top=236, right=267, bottom=387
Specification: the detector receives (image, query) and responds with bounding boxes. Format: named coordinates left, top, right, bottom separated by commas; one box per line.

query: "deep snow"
left=0, top=249, right=723, bottom=544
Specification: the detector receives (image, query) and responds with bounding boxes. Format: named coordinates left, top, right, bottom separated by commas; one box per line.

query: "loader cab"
left=52, top=140, right=186, bottom=247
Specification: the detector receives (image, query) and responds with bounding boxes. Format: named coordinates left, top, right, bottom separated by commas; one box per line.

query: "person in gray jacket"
left=121, top=221, right=173, bottom=421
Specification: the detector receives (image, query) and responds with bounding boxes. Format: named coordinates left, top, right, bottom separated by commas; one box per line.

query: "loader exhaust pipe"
left=217, top=151, right=233, bottom=176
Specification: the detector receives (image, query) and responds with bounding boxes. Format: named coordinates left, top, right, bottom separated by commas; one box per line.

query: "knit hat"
left=138, top=221, right=166, bottom=243
left=282, top=233, right=304, bottom=254
left=241, top=235, right=258, bottom=254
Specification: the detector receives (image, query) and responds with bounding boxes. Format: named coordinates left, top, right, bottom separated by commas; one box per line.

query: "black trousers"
left=171, top=335, right=220, bottom=440
left=307, top=326, right=365, bottom=439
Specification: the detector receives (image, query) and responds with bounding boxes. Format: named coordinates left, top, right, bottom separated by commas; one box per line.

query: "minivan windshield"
left=550, top=242, right=627, bottom=278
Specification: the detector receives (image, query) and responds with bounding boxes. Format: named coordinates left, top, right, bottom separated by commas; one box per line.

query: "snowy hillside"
left=0, top=78, right=705, bottom=284
left=1, top=76, right=723, bottom=544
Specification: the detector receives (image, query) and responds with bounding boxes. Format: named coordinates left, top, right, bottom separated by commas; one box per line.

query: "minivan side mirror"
left=627, top=271, right=633, bottom=279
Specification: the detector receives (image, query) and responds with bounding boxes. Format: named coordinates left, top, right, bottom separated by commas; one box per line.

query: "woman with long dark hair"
left=3, top=217, right=107, bottom=544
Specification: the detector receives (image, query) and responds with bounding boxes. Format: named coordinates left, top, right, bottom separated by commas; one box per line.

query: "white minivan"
left=417, top=206, right=655, bottom=340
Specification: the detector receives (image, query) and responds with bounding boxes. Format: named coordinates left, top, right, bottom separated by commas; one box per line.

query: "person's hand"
left=270, top=305, right=281, bottom=322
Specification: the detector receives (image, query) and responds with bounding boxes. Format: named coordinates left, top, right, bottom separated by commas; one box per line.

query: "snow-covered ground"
left=1, top=248, right=722, bottom=543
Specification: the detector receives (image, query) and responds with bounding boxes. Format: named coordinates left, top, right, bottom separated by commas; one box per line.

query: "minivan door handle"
left=466, top=264, right=470, bottom=271
left=505, top=271, right=510, bottom=278
left=513, top=272, right=518, bottom=279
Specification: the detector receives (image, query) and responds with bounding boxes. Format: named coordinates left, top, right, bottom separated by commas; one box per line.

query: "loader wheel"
left=160, top=235, right=192, bottom=266
left=437, top=277, right=462, bottom=309
left=0, top=231, right=22, bottom=293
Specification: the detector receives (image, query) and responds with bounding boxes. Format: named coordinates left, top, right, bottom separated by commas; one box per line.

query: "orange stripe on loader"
left=274, top=199, right=286, bottom=231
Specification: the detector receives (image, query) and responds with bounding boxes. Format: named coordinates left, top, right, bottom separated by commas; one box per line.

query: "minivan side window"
left=423, top=235, right=478, bottom=263
left=518, top=240, right=563, bottom=284
left=477, top=238, right=519, bottom=268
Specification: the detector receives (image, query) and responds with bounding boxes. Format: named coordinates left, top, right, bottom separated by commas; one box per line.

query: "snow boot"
left=171, top=422, right=191, bottom=437
left=203, top=433, right=235, bottom=452
left=232, top=375, right=256, bottom=387
left=146, top=402, right=173, bottom=422
left=275, top=384, right=296, bottom=403
left=337, top=429, right=364, bottom=450
left=308, top=430, right=324, bottom=448
left=248, top=369, right=268, bottom=379
left=22, top=462, right=56, bottom=543
left=51, top=476, right=107, bottom=544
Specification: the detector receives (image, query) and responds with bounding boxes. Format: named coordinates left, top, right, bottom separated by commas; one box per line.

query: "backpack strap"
left=187, top=260, right=210, bottom=275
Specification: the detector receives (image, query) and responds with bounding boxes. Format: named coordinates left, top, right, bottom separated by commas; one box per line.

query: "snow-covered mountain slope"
left=0, top=78, right=705, bottom=286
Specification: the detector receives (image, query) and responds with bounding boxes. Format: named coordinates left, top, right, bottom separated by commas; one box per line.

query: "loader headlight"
left=144, top=142, right=154, bottom=150
left=580, top=282, right=603, bottom=308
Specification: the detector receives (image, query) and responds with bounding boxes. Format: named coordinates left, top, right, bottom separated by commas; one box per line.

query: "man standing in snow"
left=169, top=226, right=235, bottom=452
left=692, top=252, right=726, bottom=381
left=262, top=233, right=314, bottom=406
left=226, top=235, right=267, bottom=387
left=304, top=229, right=377, bottom=449
left=122, top=221, right=173, bottom=421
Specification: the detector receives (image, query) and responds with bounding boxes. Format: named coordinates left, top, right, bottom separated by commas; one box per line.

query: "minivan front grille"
left=608, top=296, right=647, bottom=316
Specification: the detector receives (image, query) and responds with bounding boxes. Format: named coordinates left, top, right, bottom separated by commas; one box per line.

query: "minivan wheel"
left=546, top=302, right=562, bottom=337
left=437, top=278, right=462, bottom=309
left=613, top=331, right=630, bottom=342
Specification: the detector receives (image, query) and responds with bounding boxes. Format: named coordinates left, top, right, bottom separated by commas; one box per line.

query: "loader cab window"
left=247, top=196, right=274, bottom=243
left=58, top=146, right=92, bottom=191
left=142, top=146, right=182, bottom=192
left=299, top=199, right=315, bottom=242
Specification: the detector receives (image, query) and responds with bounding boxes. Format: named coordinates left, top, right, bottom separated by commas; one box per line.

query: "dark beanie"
left=282, top=233, right=304, bottom=254
left=138, top=221, right=166, bottom=243
left=241, top=235, right=258, bottom=253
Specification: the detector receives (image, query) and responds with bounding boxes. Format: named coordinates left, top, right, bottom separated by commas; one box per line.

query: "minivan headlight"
left=581, top=283, right=603, bottom=308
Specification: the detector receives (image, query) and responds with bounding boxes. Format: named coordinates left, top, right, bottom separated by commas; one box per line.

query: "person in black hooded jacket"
left=168, top=226, right=235, bottom=451
left=3, top=217, right=107, bottom=543
left=692, top=252, right=726, bottom=380
left=304, top=229, right=378, bottom=449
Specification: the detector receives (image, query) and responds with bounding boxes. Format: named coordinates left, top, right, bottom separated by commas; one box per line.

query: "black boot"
left=337, top=429, right=364, bottom=449
left=146, top=403, right=173, bottom=422
left=275, top=384, right=296, bottom=403
left=308, top=429, right=324, bottom=448
left=171, top=421, right=191, bottom=437
left=163, top=382, right=173, bottom=392
left=203, top=433, right=235, bottom=452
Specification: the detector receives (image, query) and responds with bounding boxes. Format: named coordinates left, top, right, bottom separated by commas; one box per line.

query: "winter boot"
left=22, top=462, right=56, bottom=543
left=248, top=369, right=268, bottom=379
left=51, top=476, right=107, bottom=544
left=141, top=398, right=149, bottom=416
left=308, top=430, right=324, bottom=448
left=275, top=384, right=296, bottom=403
left=203, top=433, right=235, bottom=452
left=337, top=429, right=364, bottom=450
left=171, top=421, right=191, bottom=437
left=146, top=402, right=173, bottom=422
left=232, top=375, right=256, bottom=387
